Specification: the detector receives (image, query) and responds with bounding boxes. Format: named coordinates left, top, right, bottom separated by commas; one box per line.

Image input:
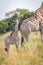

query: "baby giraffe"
left=4, top=19, right=19, bottom=54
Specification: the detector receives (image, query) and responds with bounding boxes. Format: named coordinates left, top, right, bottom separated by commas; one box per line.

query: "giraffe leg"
left=21, top=37, right=24, bottom=48
left=15, top=40, right=19, bottom=49
left=16, top=43, right=19, bottom=49
left=5, top=43, right=10, bottom=54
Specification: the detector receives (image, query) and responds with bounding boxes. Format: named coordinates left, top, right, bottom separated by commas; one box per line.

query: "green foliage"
left=0, top=9, right=34, bottom=33
left=0, top=20, right=8, bottom=33
left=6, top=18, right=15, bottom=31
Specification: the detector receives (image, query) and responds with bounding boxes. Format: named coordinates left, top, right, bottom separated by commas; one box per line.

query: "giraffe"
left=4, top=19, right=19, bottom=54
left=20, top=15, right=43, bottom=47
left=20, top=2, right=43, bottom=47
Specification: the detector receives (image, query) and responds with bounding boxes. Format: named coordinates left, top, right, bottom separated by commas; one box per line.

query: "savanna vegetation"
left=0, top=32, right=43, bottom=65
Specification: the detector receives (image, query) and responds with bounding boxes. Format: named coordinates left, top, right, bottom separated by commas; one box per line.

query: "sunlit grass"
left=0, top=31, right=43, bottom=65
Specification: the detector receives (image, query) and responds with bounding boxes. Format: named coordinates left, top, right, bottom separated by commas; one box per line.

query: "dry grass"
left=0, top=31, right=43, bottom=65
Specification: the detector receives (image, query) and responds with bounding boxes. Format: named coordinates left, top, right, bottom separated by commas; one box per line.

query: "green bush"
left=0, top=20, right=8, bottom=33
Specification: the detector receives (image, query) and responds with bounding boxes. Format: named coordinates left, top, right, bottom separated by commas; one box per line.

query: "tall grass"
left=0, top=32, right=43, bottom=65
